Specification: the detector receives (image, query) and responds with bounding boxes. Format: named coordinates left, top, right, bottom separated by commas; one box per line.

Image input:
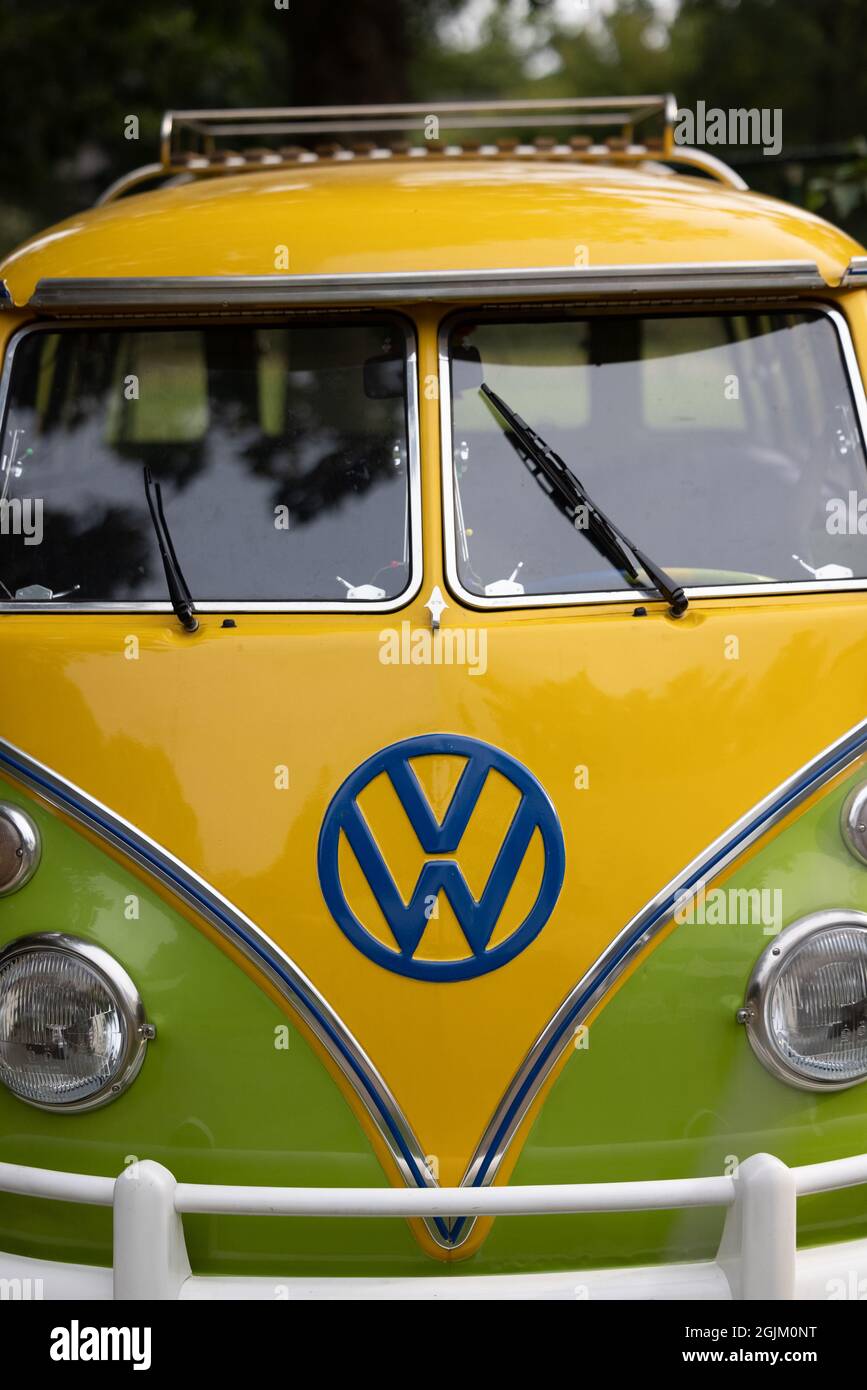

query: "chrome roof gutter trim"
left=842, top=255, right=867, bottom=288
left=23, top=261, right=828, bottom=314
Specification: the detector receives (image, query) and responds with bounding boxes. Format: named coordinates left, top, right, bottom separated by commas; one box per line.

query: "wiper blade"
left=143, top=467, right=199, bottom=633
left=480, top=384, right=688, bottom=617
left=480, top=386, right=641, bottom=586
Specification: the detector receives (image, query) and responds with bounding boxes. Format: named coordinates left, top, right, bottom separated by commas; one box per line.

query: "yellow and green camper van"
left=2, top=96, right=867, bottom=1300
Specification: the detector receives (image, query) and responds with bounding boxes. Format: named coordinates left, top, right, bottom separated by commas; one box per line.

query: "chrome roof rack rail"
left=160, top=95, right=677, bottom=162
left=96, top=95, right=749, bottom=204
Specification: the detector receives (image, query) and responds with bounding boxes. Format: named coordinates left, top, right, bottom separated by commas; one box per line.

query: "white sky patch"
left=438, top=0, right=679, bottom=54
left=524, top=46, right=565, bottom=79
left=438, top=0, right=499, bottom=52
left=553, top=0, right=679, bottom=21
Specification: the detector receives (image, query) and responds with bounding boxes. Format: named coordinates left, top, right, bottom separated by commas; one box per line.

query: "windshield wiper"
left=480, top=384, right=688, bottom=618
left=143, top=467, right=199, bottom=633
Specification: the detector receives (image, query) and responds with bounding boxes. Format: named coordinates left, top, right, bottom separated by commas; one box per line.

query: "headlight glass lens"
left=0, top=943, right=130, bottom=1106
left=764, top=924, right=867, bottom=1085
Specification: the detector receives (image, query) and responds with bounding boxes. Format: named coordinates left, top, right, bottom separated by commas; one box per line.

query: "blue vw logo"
left=317, top=734, right=565, bottom=982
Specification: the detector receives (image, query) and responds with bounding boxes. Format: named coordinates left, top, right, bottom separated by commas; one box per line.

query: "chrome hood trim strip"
left=0, top=738, right=450, bottom=1247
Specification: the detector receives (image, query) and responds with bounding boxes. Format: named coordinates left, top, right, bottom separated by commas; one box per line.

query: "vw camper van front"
left=1, top=97, right=867, bottom=1300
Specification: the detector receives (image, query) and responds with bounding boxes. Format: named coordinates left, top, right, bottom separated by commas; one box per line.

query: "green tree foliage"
left=0, top=0, right=865, bottom=254
left=420, top=0, right=867, bottom=241
left=671, top=0, right=867, bottom=148
left=0, top=0, right=465, bottom=250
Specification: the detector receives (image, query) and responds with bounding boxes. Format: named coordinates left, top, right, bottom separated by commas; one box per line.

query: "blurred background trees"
left=1, top=0, right=865, bottom=254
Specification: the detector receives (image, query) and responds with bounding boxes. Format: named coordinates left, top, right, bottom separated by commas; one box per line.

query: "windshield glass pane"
left=447, top=310, right=867, bottom=598
left=0, top=319, right=414, bottom=604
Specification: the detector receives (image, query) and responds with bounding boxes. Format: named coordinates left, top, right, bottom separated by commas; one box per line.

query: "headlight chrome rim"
left=0, top=804, right=41, bottom=897
left=0, top=933, right=153, bottom=1112
left=841, top=783, right=867, bottom=866
left=743, top=910, right=867, bottom=1092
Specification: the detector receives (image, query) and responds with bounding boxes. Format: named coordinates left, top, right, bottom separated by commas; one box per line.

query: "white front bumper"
left=2, top=1149, right=866, bottom=1300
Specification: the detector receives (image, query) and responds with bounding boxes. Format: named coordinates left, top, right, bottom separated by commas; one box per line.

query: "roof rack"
left=97, top=96, right=748, bottom=204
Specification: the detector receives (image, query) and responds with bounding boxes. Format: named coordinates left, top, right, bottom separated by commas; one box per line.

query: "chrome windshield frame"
left=438, top=299, right=867, bottom=610
left=0, top=314, right=423, bottom=615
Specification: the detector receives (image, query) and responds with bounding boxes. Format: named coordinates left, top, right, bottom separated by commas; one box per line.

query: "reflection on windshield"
left=0, top=321, right=413, bottom=603
left=449, top=311, right=867, bottom=597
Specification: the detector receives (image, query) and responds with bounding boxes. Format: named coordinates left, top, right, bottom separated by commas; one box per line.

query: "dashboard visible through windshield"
left=445, top=308, right=867, bottom=602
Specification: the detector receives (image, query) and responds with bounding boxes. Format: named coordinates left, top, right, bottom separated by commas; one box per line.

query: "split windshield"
left=0, top=319, right=414, bottom=605
left=447, top=310, right=867, bottom=599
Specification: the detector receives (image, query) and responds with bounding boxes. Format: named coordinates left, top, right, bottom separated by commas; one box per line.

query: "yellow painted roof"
left=2, top=159, right=863, bottom=302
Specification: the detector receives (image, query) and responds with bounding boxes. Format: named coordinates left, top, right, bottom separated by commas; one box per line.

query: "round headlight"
left=742, top=911, right=867, bottom=1091
left=0, top=935, right=152, bottom=1111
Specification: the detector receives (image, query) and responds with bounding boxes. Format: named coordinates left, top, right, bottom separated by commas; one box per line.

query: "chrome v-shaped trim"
left=448, top=712, right=867, bottom=1245
left=0, top=738, right=450, bottom=1247
left=3, top=718, right=866, bottom=1251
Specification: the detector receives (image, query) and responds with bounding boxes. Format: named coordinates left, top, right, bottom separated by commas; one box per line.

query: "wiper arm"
left=480, top=384, right=688, bottom=618
left=143, top=467, right=199, bottom=633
